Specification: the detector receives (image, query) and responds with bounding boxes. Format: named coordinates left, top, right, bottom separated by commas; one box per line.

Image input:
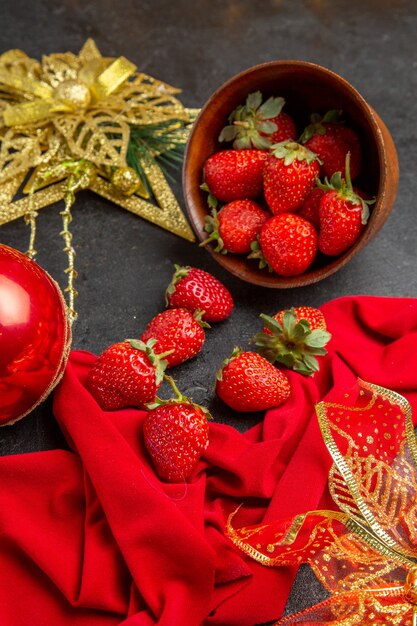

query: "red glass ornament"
left=0, top=245, right=71, bottom=426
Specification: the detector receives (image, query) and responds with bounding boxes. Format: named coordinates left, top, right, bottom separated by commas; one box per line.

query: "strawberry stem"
left=164, top=374, right=185, bottom=401
left=345, top=151, right=352, bottom=191
left=157, top=348, right=176, bottom=359
left=233, top=120, right=251, bottom=129
left=199, top=230, right=223, bottom=251
left=193, top=309, right=210, bottom=328
left=148, top=375, right=213, bottom=421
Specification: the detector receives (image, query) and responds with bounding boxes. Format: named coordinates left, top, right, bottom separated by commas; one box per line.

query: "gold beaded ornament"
left=0, top=39, right=197, bottom=322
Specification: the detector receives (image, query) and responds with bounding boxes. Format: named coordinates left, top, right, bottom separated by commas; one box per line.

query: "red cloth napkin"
left=1, top=296, right=417, bottom=626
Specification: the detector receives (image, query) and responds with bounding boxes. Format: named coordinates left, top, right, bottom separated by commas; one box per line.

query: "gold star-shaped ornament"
left=0, top=39, right=196, bottom=242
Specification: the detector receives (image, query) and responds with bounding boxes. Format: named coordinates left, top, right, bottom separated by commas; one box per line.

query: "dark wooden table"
left=1, top=0, right=416, bottom=622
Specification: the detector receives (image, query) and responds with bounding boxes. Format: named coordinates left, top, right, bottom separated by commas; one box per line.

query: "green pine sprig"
left=126, top=119, right=189, bottom=196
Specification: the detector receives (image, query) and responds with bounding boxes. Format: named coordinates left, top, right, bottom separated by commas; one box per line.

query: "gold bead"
left=55, top=79, right=91, bottom=110
left=111, top=167, right=142, bottom=196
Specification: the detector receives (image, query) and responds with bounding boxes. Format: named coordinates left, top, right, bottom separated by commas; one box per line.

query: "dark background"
left=1, top=0, right=416, bottom=622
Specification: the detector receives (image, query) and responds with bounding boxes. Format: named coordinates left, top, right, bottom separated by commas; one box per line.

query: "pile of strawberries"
left=201, top=92, right=373, bottom=276
left=86, top=265, right=331, bottom=484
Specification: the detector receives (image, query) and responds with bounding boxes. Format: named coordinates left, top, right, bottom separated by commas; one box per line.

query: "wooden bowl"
left=182, top=60, right=399, bottom=288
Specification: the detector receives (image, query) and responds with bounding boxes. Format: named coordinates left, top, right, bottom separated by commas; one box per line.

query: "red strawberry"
left=270, top=306, right=327, bottom=332
left=218, top=91, right=297, bottom=149
left=140, top=308, right=207, bottom=368
left=250, top=214, right=318, bottom=276
left=254, top=308, right=331, bottom=376
left=144, top=376, right=210, bottom=482
left=298, top=187, right=324, bottom=231
left=202, top=199, right=270, bottom=254
left=300, top=110, right=362, bottom=180
left=165, top=265, right=233, bottom=322
left=86, top=339, right=168, bottom=411
left=216, top=348, right=291, bottom=412
left=318, top=156, right=373, bottom=256
left=263, top=142, right=321, bottom=214
left=203, top=149, right=267, bottom=203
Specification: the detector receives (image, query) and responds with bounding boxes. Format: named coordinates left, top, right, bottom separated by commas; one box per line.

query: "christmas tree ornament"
left=0, top=244, right=71, bottom=426
left=227, top=380, right=417, bottom=624
left=0, top=39, right=197, bottom=321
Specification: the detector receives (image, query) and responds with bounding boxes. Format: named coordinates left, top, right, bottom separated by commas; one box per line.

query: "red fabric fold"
left=1, top=296, right=417, bottom=625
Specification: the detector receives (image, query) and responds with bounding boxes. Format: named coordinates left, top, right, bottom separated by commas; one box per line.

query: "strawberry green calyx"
left=127, top=338, right=173, bottom=385
left=215, top=346, right=242, bottom=381
left=248, top=238, right=273, bottom=272
left=299, top=110, right=343, bottom=143
left=270, top=141, right=320, bottom=167
left=218, top=91, right=285, bottom=150
left=193, top=309, right=210, bottom=329
left=200, top=182, right=219, bottom=211
left=165, top=264, right=191, bottom=305
left=146, top=375, right=213, bottom=419
left=253, top=310, right=332, bottom=376
left=317, top=153, right=375, bottom=225
left=201, top=208, right=226, bottom=254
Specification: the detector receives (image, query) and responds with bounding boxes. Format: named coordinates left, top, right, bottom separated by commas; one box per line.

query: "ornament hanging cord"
left=26, top=159, right=96, bottom=324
